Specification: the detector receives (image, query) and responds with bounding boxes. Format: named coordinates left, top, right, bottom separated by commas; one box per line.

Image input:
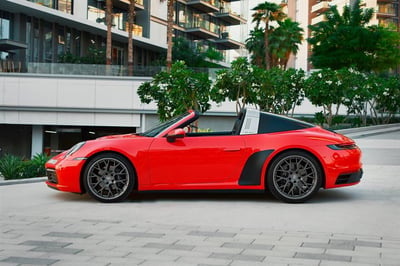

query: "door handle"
left=224, top=148, right=241, bottom=152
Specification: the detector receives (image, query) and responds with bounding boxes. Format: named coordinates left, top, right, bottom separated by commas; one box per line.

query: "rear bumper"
left=335, top=169, right=363, bottom=185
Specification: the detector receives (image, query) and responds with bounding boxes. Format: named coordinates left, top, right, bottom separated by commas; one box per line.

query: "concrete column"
left=31, top=125, right=43, bottom=158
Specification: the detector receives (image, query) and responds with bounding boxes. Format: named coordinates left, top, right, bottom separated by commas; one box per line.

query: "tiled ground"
left=1, top=215, right=399, bottom=265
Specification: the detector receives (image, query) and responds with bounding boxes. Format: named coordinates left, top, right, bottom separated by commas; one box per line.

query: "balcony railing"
left=1, top=62, right=223, bottom=77
left=25, top=63, right=164, bottom=76
left=0, top=60, right=23, bottom=73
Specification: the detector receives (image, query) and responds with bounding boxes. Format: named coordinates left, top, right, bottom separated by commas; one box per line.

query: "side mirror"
left=166, top=128, right=186, bottom=143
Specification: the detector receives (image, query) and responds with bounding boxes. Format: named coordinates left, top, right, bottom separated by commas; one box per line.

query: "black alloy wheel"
left=83, top=153, right=135, bottom=203
left=267, top=150, right=323, bottom=203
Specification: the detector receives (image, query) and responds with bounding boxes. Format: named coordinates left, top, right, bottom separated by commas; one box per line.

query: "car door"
left=148, top=134, right=246, bottom=185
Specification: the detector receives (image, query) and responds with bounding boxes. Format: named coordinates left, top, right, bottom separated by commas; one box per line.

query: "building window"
left=0, top=12, right=12, bottom=60
left=43, top=22, right=53, bottom=62
left=57, top=0, right=73, bottom=14
left=29, top=0, right=73, bottom=14
left=31, top=0, right=53, bottom=8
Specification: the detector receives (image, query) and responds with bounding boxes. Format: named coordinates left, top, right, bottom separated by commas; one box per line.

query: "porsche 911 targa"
left=45, top=109, right=362, bottom=203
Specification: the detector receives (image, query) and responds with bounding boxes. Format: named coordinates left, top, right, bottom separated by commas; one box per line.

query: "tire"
left=83, top=153, right=135, bottom=203
left=267, top=150, right=322, bottom=203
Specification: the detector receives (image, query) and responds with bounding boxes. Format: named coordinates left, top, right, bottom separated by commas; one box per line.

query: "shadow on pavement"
left=49, top=188, right=358, bottom=204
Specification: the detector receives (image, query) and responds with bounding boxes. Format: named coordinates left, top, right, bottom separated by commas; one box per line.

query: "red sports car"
left=45, top=109, right=362, bottom=203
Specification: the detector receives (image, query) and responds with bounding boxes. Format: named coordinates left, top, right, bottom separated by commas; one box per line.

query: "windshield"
left=139, top=112, right=190, bottom=137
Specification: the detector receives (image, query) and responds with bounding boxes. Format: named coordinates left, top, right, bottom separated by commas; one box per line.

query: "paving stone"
left=265, top=256, right=321, bottom=265
left=19, top=240, right=72, bottom=248
left=117, top=231, right=165, bottom=238
left=209, top=252, right=265, bottom=262
left=221, top=242, right=273, bottom=250
left=329, top=239, right=382, bottom=248
left=294, top=252, right=352, bottom=262
left=30, top=246, right=83, bottom=254
left=1, top=256, right=59, bottom=265
left=301, top=242, right=355, bottom=250
left=188, top=230, right=236, bottom=238
left=81, top=219, right=121, bottom=224
left=143, top=242, right=195, bottom=251
left=177, top=256, right=232, bottom=265
left=44, top=232, right=92, bottom=239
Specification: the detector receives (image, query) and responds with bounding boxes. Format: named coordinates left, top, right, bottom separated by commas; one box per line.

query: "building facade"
left=0, top=0, right=248, bottom=72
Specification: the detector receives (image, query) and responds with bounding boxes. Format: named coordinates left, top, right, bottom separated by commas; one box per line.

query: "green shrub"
left=0, top=154, right=23, bottom=180
left=0, top=153, right=50, bottom=180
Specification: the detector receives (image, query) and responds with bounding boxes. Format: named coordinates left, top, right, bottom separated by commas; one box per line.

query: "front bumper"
left=45, top=158, right=86, bottom=193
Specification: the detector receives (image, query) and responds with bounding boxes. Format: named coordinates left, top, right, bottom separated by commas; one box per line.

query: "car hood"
left=96, top=133, right=144, bottom=140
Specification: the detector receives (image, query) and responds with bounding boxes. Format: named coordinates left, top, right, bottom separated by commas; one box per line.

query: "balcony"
left=186, top=0, right=219, bottom=13
left=311, top=15, right=324, bottom=25
left=311, top=1, right=330, bottom=14
left=214, top=10, right=246, bottom=25
left=377, top=4, right=397, bottom=18
left=213, top=32, right=243, bottom=50
left=115, top=0, right=145, bottom=11
left=185, top=27, right=219, bottom=39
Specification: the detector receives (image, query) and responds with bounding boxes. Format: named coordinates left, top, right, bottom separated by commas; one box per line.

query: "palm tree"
left=245, top=27, right=265, bottom=68
left=127, top=0, right=136, bottom=76
left=269, top=18, right=303, bottom=69
left=160, top=0, right=174, bottom=71
left=106, top=0, right=113, bottom=66
left=252, top=2, right=286, bottom=70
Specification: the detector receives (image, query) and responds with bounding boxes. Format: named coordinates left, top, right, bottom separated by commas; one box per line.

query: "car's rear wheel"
left=83, top=153, right=134, bottom=203
left=267, top=151, right=322, bottom=203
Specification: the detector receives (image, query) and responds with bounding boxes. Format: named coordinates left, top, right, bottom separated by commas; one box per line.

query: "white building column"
left=31, top=125, right=43, bottom=158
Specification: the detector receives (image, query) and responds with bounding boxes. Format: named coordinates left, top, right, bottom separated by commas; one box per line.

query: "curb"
left=336, top=123, right=400, bottom=139
left=0, top=177, right=47, bottom=186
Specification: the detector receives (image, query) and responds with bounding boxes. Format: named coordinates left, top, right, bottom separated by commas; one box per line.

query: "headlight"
left=65, top=142, right=86, bottom=157
left=327, top=143, right=358, bottom=150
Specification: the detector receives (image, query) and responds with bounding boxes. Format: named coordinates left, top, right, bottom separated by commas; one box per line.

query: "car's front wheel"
left=267, top=151, right=322, bottom=203
left=83, top=153, right=135, bottom=203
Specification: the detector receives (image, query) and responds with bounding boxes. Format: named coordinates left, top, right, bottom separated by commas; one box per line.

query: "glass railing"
left=25, top=63, right=164, bottom=76
left=1, top=62, right=224, bottom=77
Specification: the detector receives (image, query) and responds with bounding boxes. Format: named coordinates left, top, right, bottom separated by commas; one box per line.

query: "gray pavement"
left=1, top=129, right=400, bottom=265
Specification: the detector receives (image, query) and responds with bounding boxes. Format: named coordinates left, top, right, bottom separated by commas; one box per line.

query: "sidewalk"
left=336, top=123, right=400, bottom=139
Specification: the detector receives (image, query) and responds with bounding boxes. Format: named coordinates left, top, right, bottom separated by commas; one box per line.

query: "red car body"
left=46, top=109, right=362, bottom=203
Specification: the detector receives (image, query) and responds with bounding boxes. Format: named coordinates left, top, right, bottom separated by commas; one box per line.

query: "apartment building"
left=0, top=0, right=247, bottom=158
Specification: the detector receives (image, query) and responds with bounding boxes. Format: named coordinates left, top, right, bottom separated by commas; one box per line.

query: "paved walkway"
left=2, top=213, right=400, bottom=266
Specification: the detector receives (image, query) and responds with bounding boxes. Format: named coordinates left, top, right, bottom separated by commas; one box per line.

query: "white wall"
left=0, top=74, right=155, bottom=127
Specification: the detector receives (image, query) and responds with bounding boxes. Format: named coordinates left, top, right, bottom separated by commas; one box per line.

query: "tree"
left=304, top=68, right=347, bottom=127
left=361, top=74, right=400, bottom=125
left=269, top=18, right=303, bottom=69
left=159, top=0, right=175, bottom=71
left=252, top=1, right=286, bottom=70
left=106, top=0, right=113, bottom=66
left=258, top=67, right=305, bottom=116
left=127, top=0, right=136, bottom=76
left=308, top=0, right=400, bottom=72
left=137, top=61, right=212, bottom=121
left=172, top=37, right=222, bottom=67
left=245, top=28, right=265, bottom=68
left=212, top=58, right=261, bottom=113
